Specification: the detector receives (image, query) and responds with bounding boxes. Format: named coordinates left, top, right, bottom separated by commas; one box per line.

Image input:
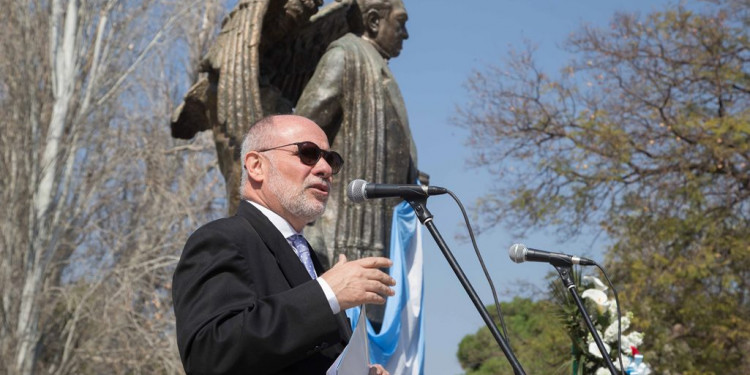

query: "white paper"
left=327, top=306, right=370, bottom=375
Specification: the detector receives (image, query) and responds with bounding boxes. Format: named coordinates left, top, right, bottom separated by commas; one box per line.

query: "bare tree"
left=0, top=0, right=224, bottom=373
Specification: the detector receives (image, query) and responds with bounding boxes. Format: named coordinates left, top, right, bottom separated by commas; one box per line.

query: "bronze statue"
left=170, top=0, right=332, bottom=214
left=170, top=0, right=424, bottom=275
left=296, top=0, right=423, bottom=268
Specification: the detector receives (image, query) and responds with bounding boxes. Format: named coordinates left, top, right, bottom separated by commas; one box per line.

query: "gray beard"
left=267, top=162, right=326, bottom=224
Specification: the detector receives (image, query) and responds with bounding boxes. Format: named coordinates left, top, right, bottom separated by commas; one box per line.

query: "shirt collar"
left=246, top=200, right=301, bottom=239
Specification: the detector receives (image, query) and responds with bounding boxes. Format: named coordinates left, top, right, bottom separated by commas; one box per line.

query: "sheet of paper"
left=327, top=306, right=370, bottom=375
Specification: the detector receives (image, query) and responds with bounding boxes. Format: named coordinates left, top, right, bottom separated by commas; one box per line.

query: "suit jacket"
left=172, top=200, right=352, bottom=374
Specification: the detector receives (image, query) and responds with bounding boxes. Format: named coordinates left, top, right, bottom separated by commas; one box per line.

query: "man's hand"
left=320, top=255, right=396, bottom=310
left=369, top=364, right=389, bottom=375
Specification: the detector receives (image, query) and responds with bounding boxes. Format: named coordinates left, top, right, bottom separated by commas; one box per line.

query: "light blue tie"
left=289, top=235, right=317, bottom=279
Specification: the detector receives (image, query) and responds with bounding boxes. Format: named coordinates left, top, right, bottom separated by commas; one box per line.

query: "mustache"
left=305, top=176, right=331, bottom=189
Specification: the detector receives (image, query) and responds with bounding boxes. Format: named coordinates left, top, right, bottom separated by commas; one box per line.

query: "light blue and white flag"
left=347, top=201, right=424, bottom=375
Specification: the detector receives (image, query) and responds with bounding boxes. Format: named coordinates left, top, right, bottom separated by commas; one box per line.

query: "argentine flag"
left=346, top=201, right=425, bottom=375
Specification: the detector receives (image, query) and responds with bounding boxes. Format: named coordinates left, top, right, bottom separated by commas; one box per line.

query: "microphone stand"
left=554, top=265, right=619, bottom=375
left=406, top=197, right=527, bottom=375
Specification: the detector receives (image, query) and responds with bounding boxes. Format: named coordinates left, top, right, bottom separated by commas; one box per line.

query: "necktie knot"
left=289, top=235, right=316, bottom=279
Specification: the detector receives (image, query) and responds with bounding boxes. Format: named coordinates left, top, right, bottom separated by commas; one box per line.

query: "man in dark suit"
left=172, top=115, right=394, bottom=374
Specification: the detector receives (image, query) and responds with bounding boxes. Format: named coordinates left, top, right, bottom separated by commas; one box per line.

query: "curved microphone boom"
left=508, top=243, right=595, bottom=266
left=347, top=179, right=448, bottom=203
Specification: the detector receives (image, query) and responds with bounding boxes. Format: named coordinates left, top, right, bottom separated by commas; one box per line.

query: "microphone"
left=347, top=179, right=448, bottom=203
left=508, top=243, right=596, bottom=266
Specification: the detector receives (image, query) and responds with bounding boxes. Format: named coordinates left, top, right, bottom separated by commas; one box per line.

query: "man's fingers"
left=369, top=364, right=389, bottom=375
left=364, top=291, right=387, bottom=305
left=361, top=268, right=396, bottom=286
left=354, top=256, right=392, bottom=268
left=332, top=254, right=348, bottom=268
left=321, top=255, right=397, bottom=309
left=333, top=256, right=391, bottom=270
left=368, top=280, right=395, bottom=297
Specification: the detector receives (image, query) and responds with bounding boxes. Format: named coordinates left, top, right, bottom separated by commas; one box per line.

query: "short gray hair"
left=239, top=116, right=279, bottom=195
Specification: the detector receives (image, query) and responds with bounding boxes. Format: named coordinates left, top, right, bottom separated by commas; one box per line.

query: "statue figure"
left=295, top=0, right=423, bottom=267
left=170, top=0, right=330, bottom=214
left=170, top=0, right=424, bottom=269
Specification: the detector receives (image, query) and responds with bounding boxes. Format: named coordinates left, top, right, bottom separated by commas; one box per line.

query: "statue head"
left=349, top=0, right=409, bottom=59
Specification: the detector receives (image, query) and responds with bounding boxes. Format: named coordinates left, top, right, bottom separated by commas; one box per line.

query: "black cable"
left=595, top=262, right=625, bottom=374
left=447, top=190, right=512, bottom=345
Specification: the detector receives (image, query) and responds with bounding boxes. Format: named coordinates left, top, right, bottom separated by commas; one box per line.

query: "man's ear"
left=244, top=151, right=265, bottom=182
left=364, top=9, right=381, bottom=35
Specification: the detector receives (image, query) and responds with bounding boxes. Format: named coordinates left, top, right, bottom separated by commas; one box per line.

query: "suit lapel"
left=237, top=200, right=314, bottom=287
left=237, top=201, right=352, bottom=345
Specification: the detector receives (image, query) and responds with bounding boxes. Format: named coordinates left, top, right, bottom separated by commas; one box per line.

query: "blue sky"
left=367, top=1, right=676, bottom=374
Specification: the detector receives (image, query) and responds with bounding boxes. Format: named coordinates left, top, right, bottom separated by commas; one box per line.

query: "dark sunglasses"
left=257, top=141, right=344, bottom=175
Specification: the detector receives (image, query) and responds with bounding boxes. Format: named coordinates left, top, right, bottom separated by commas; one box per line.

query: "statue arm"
left=295, top=46, right=346, bottom=139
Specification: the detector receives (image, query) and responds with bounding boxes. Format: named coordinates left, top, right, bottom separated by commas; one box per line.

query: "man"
left=172, top=115, right=393, bottom=374
left=295, top=0, right=421, bottom=267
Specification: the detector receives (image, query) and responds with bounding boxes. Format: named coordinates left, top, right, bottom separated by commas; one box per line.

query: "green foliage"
left=457, top=297, right=571, bottom=375
left=456, top=0, right=750, bottom=373
left=607, top=207, right=750, bottom=374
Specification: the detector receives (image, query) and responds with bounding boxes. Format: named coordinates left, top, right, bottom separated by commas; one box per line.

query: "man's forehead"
left=278, top=122, right=327, bottom=144
left=274, top=116, right=316, bottom=131
left=271, top=116, right=317, bottom=133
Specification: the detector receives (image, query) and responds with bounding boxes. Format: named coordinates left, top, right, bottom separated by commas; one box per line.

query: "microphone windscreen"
left=347, top=179, right=367, bottom=203
left=508, top=243, right=527, bottom=263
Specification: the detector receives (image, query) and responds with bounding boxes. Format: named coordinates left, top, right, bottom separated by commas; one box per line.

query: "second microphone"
left=347, top=179, right=448, bottom=203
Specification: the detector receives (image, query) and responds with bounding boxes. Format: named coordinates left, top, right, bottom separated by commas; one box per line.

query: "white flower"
left=583, top=275, right=609, bottom=291
left=619, top=337, right=635, bottom=355
left=608, top=299, right=619, bottom=317
left=622, top=331, right=644, bottom=351
left=603, top=320, right=619, bottom=343
left=582, top=288, right=610, bottom=313
left=595, top=368, right=610, bottom=375
left=621, top=341, right=634, bottom=356
left=603, top=315, right=630, bottom=343
left=588, top=340, right=611, bottom=359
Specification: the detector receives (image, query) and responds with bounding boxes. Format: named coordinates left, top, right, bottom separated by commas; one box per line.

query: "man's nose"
left=312, top=156, right=333, bottom=178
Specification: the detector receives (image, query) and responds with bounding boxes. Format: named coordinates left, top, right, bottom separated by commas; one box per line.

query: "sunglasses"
left=257, top=141, right=344, bottom=175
